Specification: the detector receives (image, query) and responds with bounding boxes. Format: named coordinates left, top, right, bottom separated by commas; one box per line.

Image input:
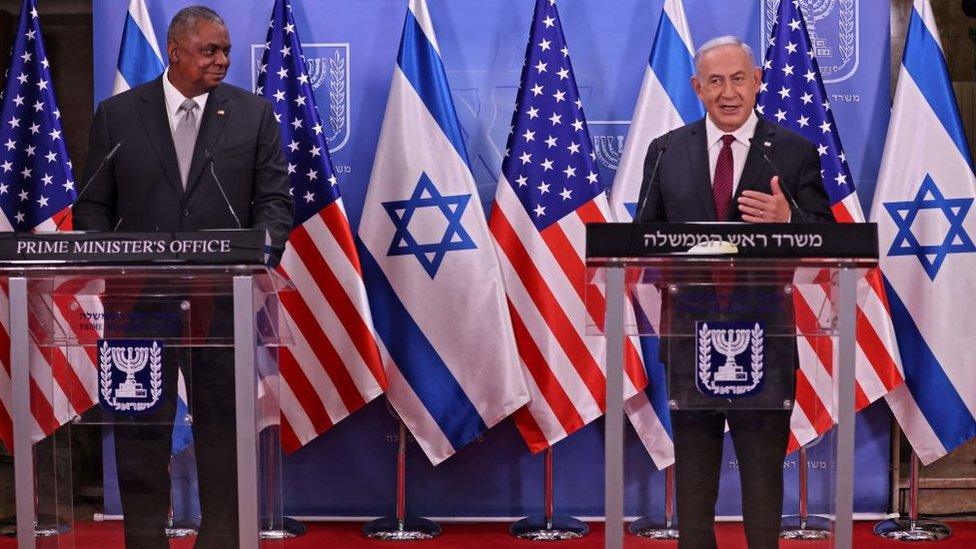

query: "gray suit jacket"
left=74, top=76, right=293, bottom=264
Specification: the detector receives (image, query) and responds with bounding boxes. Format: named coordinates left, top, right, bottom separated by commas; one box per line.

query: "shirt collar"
left=705, top=110, right=759, bottom=148
left=162, top=67, right=210, bottom=116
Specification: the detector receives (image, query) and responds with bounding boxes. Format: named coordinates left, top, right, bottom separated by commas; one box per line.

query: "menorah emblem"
left=710, top=329, right=750, bottom=382
left=696, top=322, right=766, bottom=398
left=112, top=346, right=150, bottom=399
left=99, top=340, right=164, bottom=414
left=591, top=134, right=624, bottom=171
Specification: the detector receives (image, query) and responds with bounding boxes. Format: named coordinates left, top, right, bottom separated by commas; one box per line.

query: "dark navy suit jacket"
left=635, top=115, right=833, bottom=224
left=74, top=76, right=293, bottom=264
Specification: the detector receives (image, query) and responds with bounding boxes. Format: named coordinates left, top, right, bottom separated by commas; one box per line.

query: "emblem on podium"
left=98, top=339, right=164, bottom=414
left=696, top=322, right=765, bottom=398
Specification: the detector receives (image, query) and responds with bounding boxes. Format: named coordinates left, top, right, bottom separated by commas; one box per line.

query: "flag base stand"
left=0, top=515, right=70, bottom=537
left=873, top=518, right=951, bottom=542
left=509, top=447, right=588, bottom=541
left=510, top=515, right=588, bottom=541
left=362, top=413, right=440, bottom=541
left=363, top=517, right=441, bottom=541
left=780, top=444, right=831, bottom=540
left=260, top=516, right=307, bottom=539
left=779, top=515, right=832, bottom=540
left=628, top=465, right=678, bottom=540
left=873, top=451, right=952, bottom=542
left=627, top=516, right=678, bottom=540
left=164, top=520, right=198, bottom=539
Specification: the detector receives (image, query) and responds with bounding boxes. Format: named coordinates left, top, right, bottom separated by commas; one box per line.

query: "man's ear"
left=691, top=75, right=703, bottom=100
left=167, top=42, right=179, bottom=64
left=752, top=66, right=762, bottom=86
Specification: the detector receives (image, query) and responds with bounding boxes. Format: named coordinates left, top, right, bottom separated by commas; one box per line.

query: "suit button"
left=182, top=208, right=190, bottom=217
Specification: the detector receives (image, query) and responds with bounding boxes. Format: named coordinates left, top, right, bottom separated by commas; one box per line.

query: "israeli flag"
left=111, top=0, right=191, bottom=455
left=609, top=0, right=702, bottom=469
left=112, top=0, right=164, bottom=94
left=358, top=0, right=529, bottom=465
left=871, top=0, right=976, bottom=465
left=610, top=0, right=702, bottom=222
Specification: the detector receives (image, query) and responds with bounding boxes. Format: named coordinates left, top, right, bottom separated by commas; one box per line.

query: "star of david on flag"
left=758, top=0, right=904, bottom=452
left=359, top=0, right=528, bottom=465
left=884, top=175, right=975, bottom=280
left=872, top=0, right=976, bottom=465
left=257, top=0, right=387, bottom=453
left=383, top=172, right=476, bottom=278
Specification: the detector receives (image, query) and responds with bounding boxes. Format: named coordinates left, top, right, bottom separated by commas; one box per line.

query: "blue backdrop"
left=92, top=0, right=893, bottom=518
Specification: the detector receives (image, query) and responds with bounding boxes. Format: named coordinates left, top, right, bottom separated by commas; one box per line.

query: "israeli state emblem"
left=98, top=339, right=164, bottom=414
left=696, top=322, right=765, bottom=398
left=762, top=0, right=859, bottom=83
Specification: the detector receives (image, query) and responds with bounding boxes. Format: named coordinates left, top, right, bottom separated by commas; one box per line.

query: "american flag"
left=489, top=0, right=648, bottom=451
left=0, top=0, right=89, bottom=452
left=256, top=0, right=386, bottom=453
left=757, top=0, right=904, bottom=450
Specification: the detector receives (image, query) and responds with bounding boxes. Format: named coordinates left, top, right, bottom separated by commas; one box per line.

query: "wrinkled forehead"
left=697, top=45, right=755, bottom=77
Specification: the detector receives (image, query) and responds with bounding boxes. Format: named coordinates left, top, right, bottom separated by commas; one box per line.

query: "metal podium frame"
left=9, top=266, right=281, bottom=549
left=599, top=259, right=863, bottom=549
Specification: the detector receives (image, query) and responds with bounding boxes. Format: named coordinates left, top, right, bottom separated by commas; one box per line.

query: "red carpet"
left=1, top=520, right=974, bottom=547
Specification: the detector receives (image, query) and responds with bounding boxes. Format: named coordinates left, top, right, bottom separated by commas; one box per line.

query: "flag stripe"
left=647, top=9, right=701, bottom=123
left=513, top=405, right=550, bottom=453
left=492, top=206, right=606, bottom=407
left=117, top=12, right=164, bottom=89
left=278, top=283, right=365, bottom=413
left=318, top=199, right=363, bottom=275
left=883, top=277, right=976, bottom=450
left=279, top=348, right=334, bottom=435
left=396, top=9, right=469, bottom=164
left=288, top=220, right=384, bottom=384
left=507, top=298, right=584, bottom=436
left=903, top=8, right=973, bottom=165
left=358, top=246, right=486, bottom=449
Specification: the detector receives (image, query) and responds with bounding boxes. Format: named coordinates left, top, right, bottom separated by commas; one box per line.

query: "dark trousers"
left=114, top=346, right=238, bottom=549
left=672, top=408, right=791, bottom=549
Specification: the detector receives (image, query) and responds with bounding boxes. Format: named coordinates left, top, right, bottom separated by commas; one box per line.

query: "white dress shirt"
left=705, top=111, right=758, bottom=196
left=161, top=67, right=209, bottom=138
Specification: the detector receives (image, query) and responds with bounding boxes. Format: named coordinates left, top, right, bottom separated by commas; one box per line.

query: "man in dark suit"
left=635, top=36, right=832, bottom=549
left=74, top=6, right=292, bottom=548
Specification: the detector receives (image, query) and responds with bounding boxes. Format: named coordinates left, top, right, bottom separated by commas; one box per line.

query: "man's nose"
left=214, top=50, right=229, bottom=66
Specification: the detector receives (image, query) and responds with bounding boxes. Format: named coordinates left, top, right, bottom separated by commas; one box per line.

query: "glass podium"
left=8, top=261, right=294, bottom=548
left=585, top=222, right=878, bottom=549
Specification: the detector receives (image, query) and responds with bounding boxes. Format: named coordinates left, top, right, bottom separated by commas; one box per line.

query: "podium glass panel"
left=8, top=265, right=293, bottom=548
left=586, top=257, right=869, bottom=549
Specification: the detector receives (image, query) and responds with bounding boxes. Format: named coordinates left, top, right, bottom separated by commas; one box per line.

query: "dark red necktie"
left=712, top=134, right=736, bottom=221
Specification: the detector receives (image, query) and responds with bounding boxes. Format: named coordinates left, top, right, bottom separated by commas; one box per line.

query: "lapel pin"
left=764, top=141, right=772, bottom=147
left=217, top=109, right=226, bottom=116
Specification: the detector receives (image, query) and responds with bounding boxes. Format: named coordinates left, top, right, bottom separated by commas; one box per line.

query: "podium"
left=6, top=230, right=293, bottom=548
left=585, top=222, right=878, bottom=549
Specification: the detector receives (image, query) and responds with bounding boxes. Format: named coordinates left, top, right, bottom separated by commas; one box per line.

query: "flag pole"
left=362, top=401, right=440, bottom=540
left=873, top=451, right=951, bottom=541
left=779, top=442, right=831, bottom=539
left=628, top=464, right=679, bottom=539
left=509, top=446, right=588, bottom=540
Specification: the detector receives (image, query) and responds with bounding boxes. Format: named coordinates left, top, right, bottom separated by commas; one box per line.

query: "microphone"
left=634, top=131, right=673, bottom=222
left=749, top=138, right=808, bottom=223
left=57, top=141, right=123, bottom=231
left=204, top=148, right=242, bottom=229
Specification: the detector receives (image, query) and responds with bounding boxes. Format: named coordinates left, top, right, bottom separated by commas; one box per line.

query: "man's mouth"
left=719, top=105, right=740, bottom=114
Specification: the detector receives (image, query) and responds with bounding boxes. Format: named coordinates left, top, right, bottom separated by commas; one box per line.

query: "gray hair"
left=694, top=36, right=755, bottom=75
left=167, top=5, right=226, bottom=44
